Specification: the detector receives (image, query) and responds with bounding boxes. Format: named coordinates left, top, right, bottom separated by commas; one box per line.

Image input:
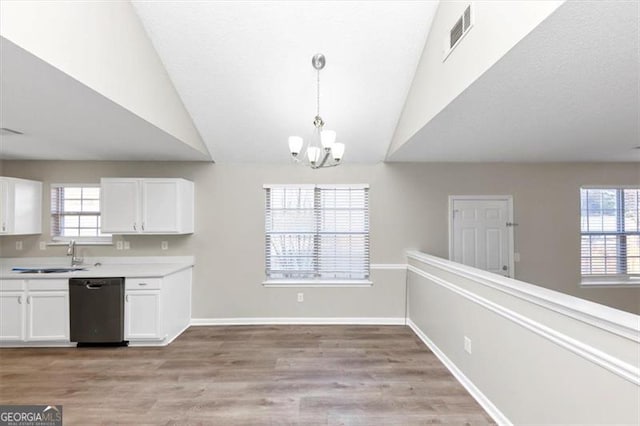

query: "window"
left=264, top=184, right=370, bottom=282
left=51, top=184, right=111, bottom=242
left=581, top=187, right=639, bottom=284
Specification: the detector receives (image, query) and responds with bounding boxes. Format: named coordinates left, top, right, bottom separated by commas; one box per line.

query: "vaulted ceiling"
left=131, top=1, right=439, bottom=163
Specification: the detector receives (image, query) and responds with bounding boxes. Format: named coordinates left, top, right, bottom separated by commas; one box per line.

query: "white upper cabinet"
left=0, top=177, right=42, bottom=236
left=101, top=178, right=194, bottom=235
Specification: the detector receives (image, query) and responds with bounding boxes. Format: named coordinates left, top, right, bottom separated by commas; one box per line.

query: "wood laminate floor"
left=0, top=325, right=493, bottom=425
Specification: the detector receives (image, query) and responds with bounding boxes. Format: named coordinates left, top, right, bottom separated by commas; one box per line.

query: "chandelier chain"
left=316, top=68, right=320, bottom=118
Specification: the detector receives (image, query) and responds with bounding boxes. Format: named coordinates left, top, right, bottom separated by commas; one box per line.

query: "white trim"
left=128, top=323, right=191, bottom=347
left=407, top=264, right=640, bottom=386
left=408, top=250, right=640, bottom=343
left=448, top=195, right=515, bottom=279
left=581, top=275, right=640, bottom=288
left=263, top=280, right=372, bottom=288
left=50, top=183, right=100, bottom=188
left=263, top=184, right=370, bottom=190
left=48, top=239, right=113, bottom=246
left=263, top=184, right=316, bottom=189
left=190, top=317, right=405, bottom=326
left=407, top=319, right=511, bottom=426
left=371, top=263, right=407, bottom=270
left=0, top=342, right=76, bottom=348
left=581, top=185, right=640, bottom=189
left=316, top=184, right=370, bottom=190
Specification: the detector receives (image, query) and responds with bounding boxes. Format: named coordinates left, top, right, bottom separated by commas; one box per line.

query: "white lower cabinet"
left=125, top=290, right=162, bottom=340
left=0, top=292, right=26, bottom=341
left=0, top=280, right=70, bottom=344
left=27, top=291, right=70, bottom=341
left=124, top=269, right=191, bottom=345
left=0, top=267, right=192, bottom=347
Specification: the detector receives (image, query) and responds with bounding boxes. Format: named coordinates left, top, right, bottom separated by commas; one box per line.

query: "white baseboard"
left=191, top=317, right=405, bottom=326
left=407, top=319, right=511, bottom=426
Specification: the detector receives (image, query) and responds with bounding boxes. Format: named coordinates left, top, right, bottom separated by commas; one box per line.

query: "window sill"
left=48, top=240, right=113, bottom=247
left=580, top=276, right=640, bottom=288
left=263, top=279, right=373, bottom=288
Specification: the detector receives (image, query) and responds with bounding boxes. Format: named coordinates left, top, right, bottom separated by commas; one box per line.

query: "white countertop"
left=0, top=256, right=194, bottom=280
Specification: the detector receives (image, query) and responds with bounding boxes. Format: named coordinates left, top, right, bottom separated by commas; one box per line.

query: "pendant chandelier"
left=288, top=53, right=345, bottom=169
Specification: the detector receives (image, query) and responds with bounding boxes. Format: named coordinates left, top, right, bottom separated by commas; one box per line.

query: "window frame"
left=580, top=186, right=640, bottom=288
left=263, top=184, right=372, bottom=287
left=50, top=183, right=112, bottom=245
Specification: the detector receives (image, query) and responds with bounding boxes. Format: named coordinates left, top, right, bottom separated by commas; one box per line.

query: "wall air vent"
left=444, top=4, right=473, bottom=62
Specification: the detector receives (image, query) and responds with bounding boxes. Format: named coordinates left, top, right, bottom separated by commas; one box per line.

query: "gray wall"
left=1, top=161, right=638, bottom=315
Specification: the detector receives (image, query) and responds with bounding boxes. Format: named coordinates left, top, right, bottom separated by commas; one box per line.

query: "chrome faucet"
left=67, top=240, right=83, bottom=267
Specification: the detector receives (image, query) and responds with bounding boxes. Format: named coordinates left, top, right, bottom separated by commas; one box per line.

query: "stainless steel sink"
left=12, top=267, right=87, bottom=274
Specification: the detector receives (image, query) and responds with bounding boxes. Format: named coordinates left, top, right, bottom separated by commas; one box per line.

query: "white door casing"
left=449, top=196, right=515, bottom=278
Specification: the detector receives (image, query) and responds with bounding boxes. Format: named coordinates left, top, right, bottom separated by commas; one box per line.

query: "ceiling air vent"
left=444, top=4, right=473, bottom=61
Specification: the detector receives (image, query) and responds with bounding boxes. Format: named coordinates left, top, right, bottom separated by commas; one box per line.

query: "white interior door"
left=450, top=196, right=514, bottom=278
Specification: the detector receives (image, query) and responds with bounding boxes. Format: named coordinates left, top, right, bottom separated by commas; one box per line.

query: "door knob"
left=502, top=266, right=508, bottom=271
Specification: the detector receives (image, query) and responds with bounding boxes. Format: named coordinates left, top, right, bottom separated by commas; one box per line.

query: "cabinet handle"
left=27, top=296, right=31, bottom=304
left=17, top=295, right=22, bottom=304
left=133, top=223, right=137, bottom=231
left=126, top=294, right=129, bottom=302
left=1, top=223, right=5, bottom=231
left=142, top=222, right=145, bottom=231
left=138, top=283, right=148, bottom=286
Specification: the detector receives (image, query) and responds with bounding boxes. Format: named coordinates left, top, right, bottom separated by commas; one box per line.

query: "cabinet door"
left=124, top=291, right=162, bottom=340
left=26, top=291, right=70, bottom=341
left=101, top=179, right=139, bottom=233
left=0, top=179, right=10, bottom=234
left=141, top=180, right=179, bottom=233
left=0, top=292, right=26, bottom=341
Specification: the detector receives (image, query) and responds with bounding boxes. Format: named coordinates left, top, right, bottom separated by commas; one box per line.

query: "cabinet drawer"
left=0, top=280, right=25, bottom=291
left=125, top=278, right=161, bottom=290
left=26, top=279, right=68, bottom=291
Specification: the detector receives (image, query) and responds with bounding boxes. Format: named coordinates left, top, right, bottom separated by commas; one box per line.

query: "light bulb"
left=332, top=142, right=345, bottom=161
left=320, top=130, right=336, bottom=150
left=307, top=146, right=320, bottom=164
left=288, top=136, right=303, bottom=156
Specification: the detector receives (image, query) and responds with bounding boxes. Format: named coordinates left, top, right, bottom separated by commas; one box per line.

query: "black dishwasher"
left=69, top=278, right=127, bottom=346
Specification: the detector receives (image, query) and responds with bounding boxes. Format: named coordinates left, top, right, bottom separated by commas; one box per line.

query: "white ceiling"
left=131, top=1, right=439, bottom=163
left=388, top=0, right=640, bottom=162
left=0, top=37, right=211, bottom=161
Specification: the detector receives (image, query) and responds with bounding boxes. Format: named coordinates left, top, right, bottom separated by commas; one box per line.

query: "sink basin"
left=12, top=267, right=87, bottom=274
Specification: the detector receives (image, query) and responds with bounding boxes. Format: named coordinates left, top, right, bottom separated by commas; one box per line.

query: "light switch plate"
left=39, top=241, right=47, bottom=251
left=514, top=252, right=521, bottom=262
left=116, top=241, right=123, bottom=250
left=15, top=241, right=23, bottom=251
left=123, top=241, right=130, bottom=250
left=161, top=241, right=169, bottom=250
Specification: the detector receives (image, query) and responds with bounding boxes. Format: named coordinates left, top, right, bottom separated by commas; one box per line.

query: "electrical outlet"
left=297, top=292, right=304, bottom=303
left=161, top=241, right=169, bottom=250
left=39, top=241, right=47, bottom=251
left=123, top=241, right=130, bottom=250
left=514, top=252, right=521, bottom=262
left=464, top=336, right=472, bottom=354
left=15, top=241, right=23, bottom=251
left=116, top=241, right=123, bottom=250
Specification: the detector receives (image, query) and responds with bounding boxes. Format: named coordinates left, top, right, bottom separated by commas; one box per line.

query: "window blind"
left=265, top=184, right=370, bottom=280
left=581, top=188, right=640, bottom=276
left=51, top=185, right=109, bottom=239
